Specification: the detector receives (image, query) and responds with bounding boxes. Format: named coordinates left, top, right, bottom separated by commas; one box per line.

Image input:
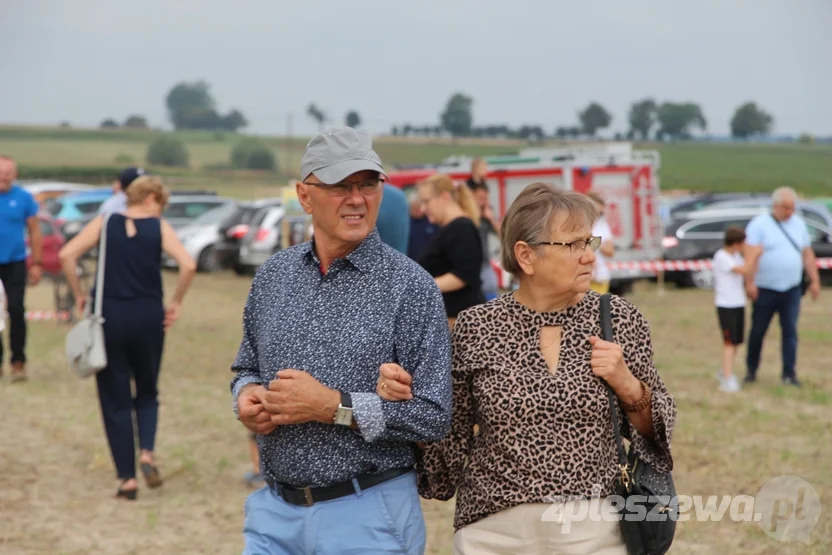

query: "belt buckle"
left=300, top=486, right=314, bottom=507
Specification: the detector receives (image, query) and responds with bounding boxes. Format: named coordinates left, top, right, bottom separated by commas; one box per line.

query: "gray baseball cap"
left=300, top=127, right=386, bottom=184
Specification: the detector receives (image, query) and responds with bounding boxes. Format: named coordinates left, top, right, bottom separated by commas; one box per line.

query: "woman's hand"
left=164, top=301, right=181, bottom=331
left=376, top=363, right=413, bottom=401
left=588, top=336, right=641, bottom=401
left=74, top=295, right=86, bottom=318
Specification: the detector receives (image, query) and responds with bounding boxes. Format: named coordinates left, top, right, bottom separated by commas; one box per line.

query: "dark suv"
left=663, top=208, right=832, bottom=289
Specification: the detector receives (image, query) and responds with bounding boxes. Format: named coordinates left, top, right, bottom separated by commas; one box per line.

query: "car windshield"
left=45, top=198, right=62, bottom=216
left=189, top=202, right=237, bottom=226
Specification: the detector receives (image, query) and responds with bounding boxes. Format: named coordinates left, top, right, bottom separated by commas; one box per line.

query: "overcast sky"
left=2, top=0, right=830, bottom=137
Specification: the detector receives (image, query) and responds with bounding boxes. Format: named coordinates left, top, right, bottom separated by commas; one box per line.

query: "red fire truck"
left=386, top=142, right=663, bottom=294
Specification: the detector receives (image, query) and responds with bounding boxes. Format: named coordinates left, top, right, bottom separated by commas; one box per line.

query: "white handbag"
left=65, top=213, right=111, bottom=379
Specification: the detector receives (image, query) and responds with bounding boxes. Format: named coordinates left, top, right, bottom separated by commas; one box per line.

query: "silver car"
left=165, top=202, right=241, bottom=272
left=237, top=205, right=286, bottom=272
left=163, top=195, right=235, bottom=229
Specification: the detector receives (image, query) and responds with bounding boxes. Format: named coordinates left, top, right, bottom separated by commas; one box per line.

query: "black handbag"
left=771, top=215, right=810, bottom=297
left=599, top=293, right=677, bottom=555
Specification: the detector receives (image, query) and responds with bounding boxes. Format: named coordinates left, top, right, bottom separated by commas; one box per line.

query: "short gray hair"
left=772, top=186, right=797, bottom=205
left=500, top=183, right=598, bottom=274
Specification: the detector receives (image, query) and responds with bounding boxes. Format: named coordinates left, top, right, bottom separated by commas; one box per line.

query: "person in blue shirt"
left=406, top=191, right=437, bottom=260
left=0, top=155, right=43, bottom=382
left=743, top=187, right=821, bottom=387
left=375, top=183, right=409, bottom=254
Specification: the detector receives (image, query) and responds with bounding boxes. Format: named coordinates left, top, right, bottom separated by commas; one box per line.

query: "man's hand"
left=746, top=283, right=759, bottom=302
left=28, top=264, right=42, bottom=286
left=264, top=370, right=339, bottom=426
left=810, top=280, right=821, bottom=301
left=237, top=384, right=276, bottom=435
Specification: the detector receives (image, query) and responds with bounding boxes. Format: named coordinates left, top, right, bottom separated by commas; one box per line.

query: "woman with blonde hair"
left=59, top=175, right=197, bottom=500
left=415, top=173, right=485, bottom=326
left=379, top=182, right=676, bottom=554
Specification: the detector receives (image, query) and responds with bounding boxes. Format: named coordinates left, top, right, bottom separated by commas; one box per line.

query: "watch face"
left=335, top=406, right=353, bottom=426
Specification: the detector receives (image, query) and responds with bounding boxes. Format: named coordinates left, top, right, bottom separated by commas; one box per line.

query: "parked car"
left=43, top=190, right=113, bottom=239
left=163, top=202, right=240, bottom=272
left=162, top=195, right=234, bottom=229
left=667, top=192, right=769, bottom=220
left=45, top=189, right=112, bottom=220
left=662, top=207, right=832, bottom=289
left=215, top=198, right=283, bottom=273
left=703, top=198, right=832, bottom=230
left=23, top=181, right=99, bottom=204
left=26, top=213, right=66, bottom=276
left=815, top=197, right=832, bottom=214
left=237, top=205, right=287, bottom=273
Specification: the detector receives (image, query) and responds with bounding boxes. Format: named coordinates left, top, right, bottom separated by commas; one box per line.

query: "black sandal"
left=116, top=486, right=137, bottom=500
left=141, top=462, right=163, bottom=489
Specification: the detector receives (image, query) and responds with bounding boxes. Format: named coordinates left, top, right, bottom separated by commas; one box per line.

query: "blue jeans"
left=242, top=470, right=426, bottom=555
left=746, top=285, right=802, bottom=379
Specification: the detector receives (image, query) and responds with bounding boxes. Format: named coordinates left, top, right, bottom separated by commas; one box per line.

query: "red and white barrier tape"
left=606, top=258, right=832, bottom=272
left=24, top=311, right=72, bottom=321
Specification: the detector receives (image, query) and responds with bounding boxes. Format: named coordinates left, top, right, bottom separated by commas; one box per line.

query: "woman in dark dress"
left=59, top=176, right=196, bottom=500
left=416, top=173, right=486, bottom=327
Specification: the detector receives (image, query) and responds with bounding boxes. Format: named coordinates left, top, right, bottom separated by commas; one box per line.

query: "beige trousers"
left=454, top=499, right=627, bottom=555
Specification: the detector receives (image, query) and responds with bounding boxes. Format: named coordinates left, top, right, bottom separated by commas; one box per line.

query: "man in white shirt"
left=98, top=167, right=145, bottom=215
left=712, top=227, right=751, bottom=393
left=587, top=192, right=615, bottom=294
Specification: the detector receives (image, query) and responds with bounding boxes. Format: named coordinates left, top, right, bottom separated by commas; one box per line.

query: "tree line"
left=96, top=80, right=776, bottom=143
left=388, top=94, right=774, bottom=141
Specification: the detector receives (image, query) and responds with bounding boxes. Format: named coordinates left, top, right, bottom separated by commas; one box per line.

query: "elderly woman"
left=378, top=183, right=676, bottom=554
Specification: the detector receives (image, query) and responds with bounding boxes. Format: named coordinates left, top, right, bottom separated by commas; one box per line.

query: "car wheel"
left=690, top=268, right=715, bottom=290
left=233, top=264, right=252, bottom=276
left=197, top=245, right=219, bottom=273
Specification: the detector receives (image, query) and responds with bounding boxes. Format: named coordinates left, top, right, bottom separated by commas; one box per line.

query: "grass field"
left=1, top=273, right=830, bottom=555
left=1, top=125, right=831, bottom=197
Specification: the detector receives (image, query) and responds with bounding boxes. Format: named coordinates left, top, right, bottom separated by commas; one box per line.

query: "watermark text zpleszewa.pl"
left=541, top=475, right=821, bottom=543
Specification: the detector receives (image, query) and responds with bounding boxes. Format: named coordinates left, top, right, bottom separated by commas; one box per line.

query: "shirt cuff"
left=231, top=375, right=263, bottom=418
left=351, top=392, right=386, bottom=443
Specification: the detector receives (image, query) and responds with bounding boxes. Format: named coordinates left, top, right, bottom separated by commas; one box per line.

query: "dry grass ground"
left=1, top=273, right=830, bottom=555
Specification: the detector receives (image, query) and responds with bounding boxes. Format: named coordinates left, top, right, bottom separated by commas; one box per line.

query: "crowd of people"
left=0, top=128, right=823, bottom=553
left=229, top=128, right=669, bottom=554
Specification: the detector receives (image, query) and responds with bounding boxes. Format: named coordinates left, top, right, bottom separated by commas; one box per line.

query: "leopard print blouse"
left=416, top=291, right=676, bottom=532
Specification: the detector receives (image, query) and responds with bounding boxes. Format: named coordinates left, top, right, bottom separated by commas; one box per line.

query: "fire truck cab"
left=386, top=142, right=663, bottom=294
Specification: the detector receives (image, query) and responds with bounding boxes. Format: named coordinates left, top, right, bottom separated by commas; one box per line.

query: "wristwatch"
left=333, top=392, right=353, bottom=426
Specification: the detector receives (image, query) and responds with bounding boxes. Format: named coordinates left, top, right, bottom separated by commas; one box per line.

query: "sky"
left=1, top=0, right=830, bottom=137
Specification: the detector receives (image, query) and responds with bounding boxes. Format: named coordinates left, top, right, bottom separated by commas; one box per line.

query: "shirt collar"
left=302, top=228, right=382, bottom=273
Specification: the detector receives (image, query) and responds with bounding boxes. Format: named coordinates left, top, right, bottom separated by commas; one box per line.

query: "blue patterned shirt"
left=230, top=229, right=453, bottom=487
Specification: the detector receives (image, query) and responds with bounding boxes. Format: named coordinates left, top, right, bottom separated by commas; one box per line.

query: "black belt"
left=266, top=467, right=411, bottom=507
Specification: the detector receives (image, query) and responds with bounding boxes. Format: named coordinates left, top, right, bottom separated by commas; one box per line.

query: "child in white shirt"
left=712, top=226, right=752, bottom=392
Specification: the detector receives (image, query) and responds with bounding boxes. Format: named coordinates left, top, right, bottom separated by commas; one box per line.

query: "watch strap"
left=340, top=391, right=352, bottom=409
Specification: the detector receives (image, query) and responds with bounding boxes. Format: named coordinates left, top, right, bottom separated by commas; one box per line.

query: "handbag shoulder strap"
left=771, top=214, right=803, bottom=255
left=600, top=293, right=628, bottom=466
left=94, top=212, right=112, bottom=318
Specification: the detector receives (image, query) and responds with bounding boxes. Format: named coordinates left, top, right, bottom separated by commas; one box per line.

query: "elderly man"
left=230, top=127, right=452, bottom=555
left=0, top=155, right=42, bottom=382
left=744, top=187, right=821, bottom=387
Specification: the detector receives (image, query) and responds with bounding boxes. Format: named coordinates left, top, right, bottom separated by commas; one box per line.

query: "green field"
left=2, top=276, right=830, bottom=554
left=1, top=125, right=831, bottom=198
